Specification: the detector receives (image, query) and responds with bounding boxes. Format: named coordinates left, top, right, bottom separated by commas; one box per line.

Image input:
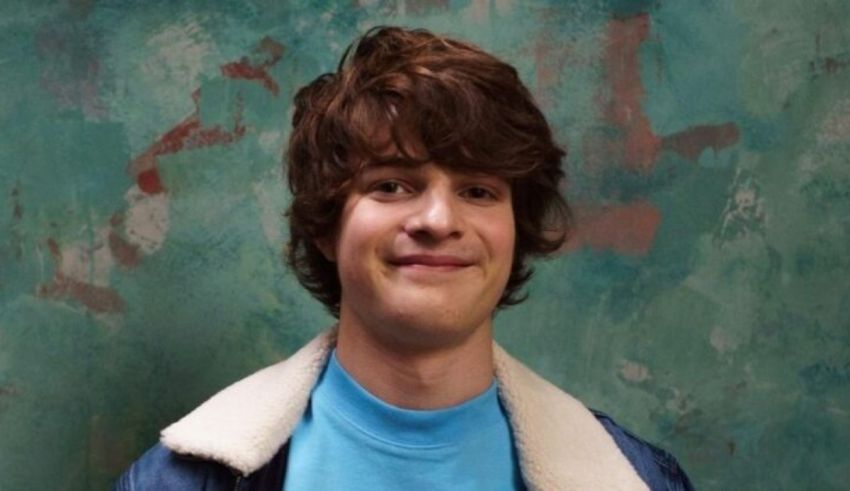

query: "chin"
left=379, top=296, right=492, bottom=345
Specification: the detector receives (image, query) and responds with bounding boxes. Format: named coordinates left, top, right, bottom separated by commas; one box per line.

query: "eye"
left=372, top=180, right=408, bottom=195
left=461, top=186, right=497, bottom=201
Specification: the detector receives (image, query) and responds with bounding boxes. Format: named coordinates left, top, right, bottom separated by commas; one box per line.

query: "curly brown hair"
left=285, top=26, right=571, bottom=317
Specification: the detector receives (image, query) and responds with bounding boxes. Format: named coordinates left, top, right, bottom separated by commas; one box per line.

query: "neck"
left=334, top=317, right=495, bottom=410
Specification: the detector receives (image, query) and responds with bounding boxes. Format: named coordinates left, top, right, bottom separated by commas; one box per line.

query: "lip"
left=390, top=254, right=473, bottom=269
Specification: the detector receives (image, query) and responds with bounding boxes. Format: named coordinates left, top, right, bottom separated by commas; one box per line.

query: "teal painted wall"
left=1, top=1, right=848, bottom=489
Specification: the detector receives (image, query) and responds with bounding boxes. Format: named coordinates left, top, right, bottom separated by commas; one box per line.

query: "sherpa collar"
left=161, top=328, right=647, bottom=490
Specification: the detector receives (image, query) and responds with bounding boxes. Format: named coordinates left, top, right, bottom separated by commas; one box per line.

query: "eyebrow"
left=359, top=157, right=422, bottom=170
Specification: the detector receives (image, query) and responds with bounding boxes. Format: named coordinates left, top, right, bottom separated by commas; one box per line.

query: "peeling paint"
left=602, top=13, right=660, bottom=172
left=108, top=231, right=141, bottom=269
left=123, top=186, right=170, bottom=255
left=716, top=168, right=765, bottom=242
left=39, top=238, right=125, bottom=313
left=38, top=275, right=125, bottom=313
left=564, top=200, right=662, bottom=255
left=220, top=37, right=285, bottom=95
left=143, top=17, right=214, bottom=90
left=619, top=360, right=652, bottom=382
left=126, top=36, right=286, bottom=194
left=51, top=229, right=115, bottom=287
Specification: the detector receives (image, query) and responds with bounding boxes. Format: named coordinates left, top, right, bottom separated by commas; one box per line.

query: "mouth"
left=390, top=254, right=473, bottom=271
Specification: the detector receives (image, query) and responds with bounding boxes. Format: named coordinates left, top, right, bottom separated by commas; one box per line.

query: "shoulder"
left=591, top=410, right=695, bottom=491
left=113, top=443, right=237, bottom=491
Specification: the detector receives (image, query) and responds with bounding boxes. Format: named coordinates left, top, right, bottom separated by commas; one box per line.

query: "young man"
left=117, top=27, right=693, bottom=490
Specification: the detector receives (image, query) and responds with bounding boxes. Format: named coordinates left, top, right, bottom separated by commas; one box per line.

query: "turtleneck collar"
left=314, top=349, right=504, bottom=448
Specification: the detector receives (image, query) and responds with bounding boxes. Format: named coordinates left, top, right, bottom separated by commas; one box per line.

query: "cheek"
left=484, top=212, right=516, bottom=263
left=334, top=202, right=392, bottom=265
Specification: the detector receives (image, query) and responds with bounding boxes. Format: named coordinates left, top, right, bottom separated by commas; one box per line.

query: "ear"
left=315, top=237, right=336, bottom=262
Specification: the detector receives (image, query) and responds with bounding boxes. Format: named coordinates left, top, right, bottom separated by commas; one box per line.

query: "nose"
left=403, top=186, right=464, bottom=241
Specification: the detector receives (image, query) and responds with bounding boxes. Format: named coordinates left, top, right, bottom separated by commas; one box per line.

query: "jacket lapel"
left=160, top=329, right=337, bottom=476
left=161, top=328, right=646, bottom=490
left=493, top=344, right=648, bottom=490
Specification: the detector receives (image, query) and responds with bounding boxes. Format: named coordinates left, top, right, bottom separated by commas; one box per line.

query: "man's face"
left=325, top=162, right=515, bottom=348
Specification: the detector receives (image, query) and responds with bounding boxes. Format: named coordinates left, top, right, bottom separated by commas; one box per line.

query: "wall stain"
left=29, top=37, right=285, bottom=315
left=127, top=90, right=245, bottom=195
left=533, top=37, right=572, bottom=106
left=128, top=37, right=285, bottom=195
left=108, top=231, right=140, bottom=269
left=37, top=239, right=126, bottom=313
left=571, top=12, right=741, bottom=256
left=564, top=200, right=661, bottom=255
left=603, top=13, right=660, bottom=172
left=599, top=13, right=741, bottom=172
left=220, top=37, right=285, bottom=95
left=38, top=277, right=126, bottom=313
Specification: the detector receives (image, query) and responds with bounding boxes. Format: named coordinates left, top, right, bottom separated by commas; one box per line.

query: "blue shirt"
left=282, top=351, right=524, bottom=490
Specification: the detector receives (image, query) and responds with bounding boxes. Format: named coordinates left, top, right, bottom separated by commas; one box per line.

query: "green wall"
left=1, top=1, right=848, bottom=489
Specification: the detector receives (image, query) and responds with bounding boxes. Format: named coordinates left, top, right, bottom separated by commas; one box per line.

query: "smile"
left=390, top=254, right=473, bottom=271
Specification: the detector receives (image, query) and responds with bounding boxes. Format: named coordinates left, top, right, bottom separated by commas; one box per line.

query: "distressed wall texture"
left=1, top=1, right=849, bottom=489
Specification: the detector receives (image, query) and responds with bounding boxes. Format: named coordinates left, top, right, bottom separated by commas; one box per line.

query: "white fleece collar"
left=161, top=328, right=647, bottom=490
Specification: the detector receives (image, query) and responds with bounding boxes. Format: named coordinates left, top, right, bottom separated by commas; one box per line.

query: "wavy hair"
left=286, top=26, right=571, bottom=316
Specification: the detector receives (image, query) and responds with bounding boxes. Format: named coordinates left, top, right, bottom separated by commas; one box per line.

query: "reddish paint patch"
left=47, top=238, right=61, bottom=259
left=662, top=123, right=740, bottom=161
left=137, top=168, right=164, bottom=194
left=598, top=13, right=742, bottom=172
left=40, top=238, right=126, bottom=313
left=128, top=113, right=246, bottom=194
left=108, top=231, right=140, bottom=269
left=603, top=14, right=661, bottom=172
left=158, top=118, right=202, bottom=154
left=39, top=277, right=125, bottom=313
left=220, top=36, right=285, bottom=95
left=127, top=38, right=285, bottom=193
left=221, top=60, right=280, bottom=95
left=563, top=201, right=662, bottom=255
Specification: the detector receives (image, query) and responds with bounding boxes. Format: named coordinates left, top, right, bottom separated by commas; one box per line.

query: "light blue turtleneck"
left=282, top=350, right=524, bottom=490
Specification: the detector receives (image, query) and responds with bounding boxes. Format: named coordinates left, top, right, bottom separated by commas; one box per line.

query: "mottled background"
left=1, top=0, right=848, bottom=489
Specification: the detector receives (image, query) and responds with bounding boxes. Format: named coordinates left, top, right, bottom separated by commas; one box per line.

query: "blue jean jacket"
left=115, top=330, right=694, bottom=490
left=115, top=410, right=693, bottom=491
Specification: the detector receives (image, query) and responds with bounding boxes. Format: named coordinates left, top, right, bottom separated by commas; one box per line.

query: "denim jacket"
left=116, top=329, right=693, bottom=490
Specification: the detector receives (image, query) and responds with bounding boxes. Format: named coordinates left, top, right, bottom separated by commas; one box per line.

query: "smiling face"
left=324, top=163, right=515, bottom=350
